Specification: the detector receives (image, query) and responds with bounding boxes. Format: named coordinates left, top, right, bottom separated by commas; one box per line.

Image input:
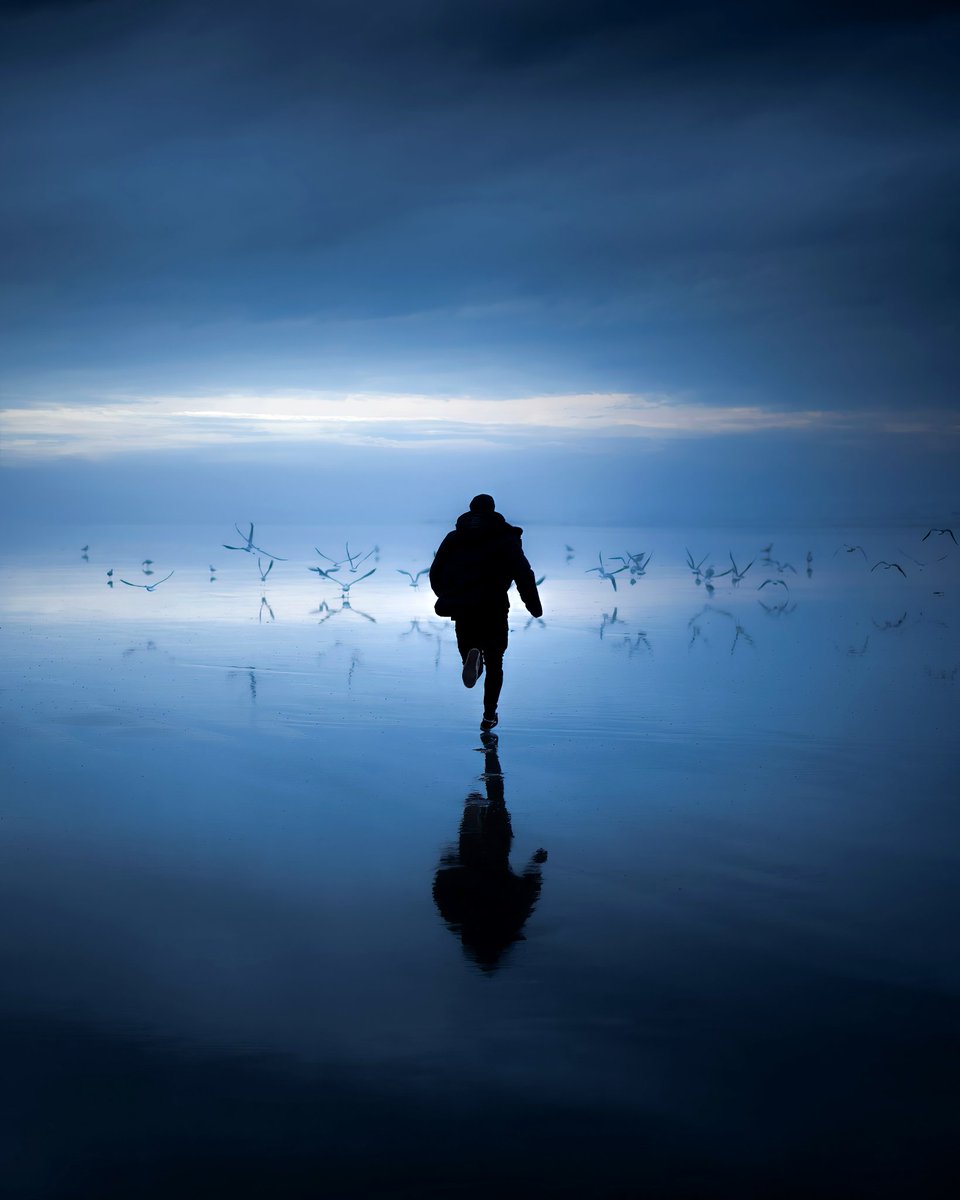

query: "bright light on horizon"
left=2, top=390, right=950, bottom=461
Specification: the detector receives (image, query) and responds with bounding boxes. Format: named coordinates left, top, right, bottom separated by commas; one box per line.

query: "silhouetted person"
left=430, top=494, right=542, bottom=730
left=432, top=733, right=547, bottom=974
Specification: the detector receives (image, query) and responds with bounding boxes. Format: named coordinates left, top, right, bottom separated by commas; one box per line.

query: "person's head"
left=469, top=494, right=496, bottom=514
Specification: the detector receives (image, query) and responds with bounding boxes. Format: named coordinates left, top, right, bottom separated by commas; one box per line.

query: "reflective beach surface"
left=2, top=524, right=958, bottom=1198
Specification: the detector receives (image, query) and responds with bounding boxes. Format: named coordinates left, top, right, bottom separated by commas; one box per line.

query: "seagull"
left=586, top=553, right=628, bottom=590
left=106, top=569, right=113, bottom=577
left=209, top=565, right=217, bottom=573
left=258, top=595, right=275, bottom=623
left=922, top=528, right=957, bottom=545
left=397, top=568, right=429, bottom=587
left=142, top=559, right=153, bottom=566
left=314, top=547, right=347, bottom=569
left=120, top=571, right=174, bottom=592
left=685, top=548, right=709, bottom=576
left=343, top=543, right=375, bottom=572
left=339, top=569, right=376, bottom=593
left=727, top=553, right=754, bottom=585
left=834, top=544, right=867, bottom=561
left=612, top=551, right=651, bottom=582
left=309, top=565, right=342, bottom=580
left=257, top=557, right=273, bottom=583
left=773, top=559, right=797, bottom=574
left=223, top=522, right=286, bottom=560
left=81, top=545, right=89, bottom=552
left=871, top=561, right=907, bottom=577
left=758, top=578, right=790, bottom=592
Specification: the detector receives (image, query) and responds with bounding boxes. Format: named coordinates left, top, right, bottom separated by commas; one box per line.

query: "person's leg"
left=480, top=616, right=509, bottom=718
left=455, top=616, right=484, bottom=687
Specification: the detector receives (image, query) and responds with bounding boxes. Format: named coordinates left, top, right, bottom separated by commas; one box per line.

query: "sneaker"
left=480, top=712, right=498, bottom=731
left=461, top=648, right=482, bottom=688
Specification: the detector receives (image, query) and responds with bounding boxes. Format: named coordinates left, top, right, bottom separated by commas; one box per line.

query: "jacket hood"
left=454, top=511, right=523, bottom=537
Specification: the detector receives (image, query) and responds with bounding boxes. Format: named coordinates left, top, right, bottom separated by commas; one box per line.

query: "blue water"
left=1, top=524, right=957, bottom=1197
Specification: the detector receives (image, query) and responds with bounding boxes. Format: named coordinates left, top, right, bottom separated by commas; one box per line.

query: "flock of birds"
left=80, top=524, right=955, bottom=624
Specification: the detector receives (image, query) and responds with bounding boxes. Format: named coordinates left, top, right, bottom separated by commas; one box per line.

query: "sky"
left=1, top=0, right=958, bottom=525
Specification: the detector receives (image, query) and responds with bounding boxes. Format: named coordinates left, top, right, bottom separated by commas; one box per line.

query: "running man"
left=429, top=494, right=542, bottom=730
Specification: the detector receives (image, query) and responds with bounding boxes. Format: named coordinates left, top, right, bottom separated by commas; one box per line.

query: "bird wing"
left=119, top=579, right=145, bottom=588
left=153, top=571, right=175, bottom=586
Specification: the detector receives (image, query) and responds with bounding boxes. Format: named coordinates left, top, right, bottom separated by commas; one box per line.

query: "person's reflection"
left=433, top=733, right=547, bottom=974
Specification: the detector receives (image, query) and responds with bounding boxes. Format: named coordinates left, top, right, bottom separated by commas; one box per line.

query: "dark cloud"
left=1, top=0, right=958, bottom=409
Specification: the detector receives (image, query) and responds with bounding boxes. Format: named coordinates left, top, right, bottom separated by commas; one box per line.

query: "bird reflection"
left=314, top=598, right=376, bottom=624
left=433, top=734, right=547, bottom=975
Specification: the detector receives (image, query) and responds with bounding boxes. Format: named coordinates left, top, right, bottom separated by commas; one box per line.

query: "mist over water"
left=2, top=521, right=957, bottom=1197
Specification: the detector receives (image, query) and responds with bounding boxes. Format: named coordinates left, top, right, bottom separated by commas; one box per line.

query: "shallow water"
left=2, top=524, right=958, bottom=1198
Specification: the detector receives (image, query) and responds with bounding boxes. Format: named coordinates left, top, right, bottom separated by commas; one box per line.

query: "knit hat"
left=469, top=494, right=496, bottom=513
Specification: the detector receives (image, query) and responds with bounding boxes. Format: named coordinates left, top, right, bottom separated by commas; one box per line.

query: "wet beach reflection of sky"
left=1, top=523, right=958, bottom=1198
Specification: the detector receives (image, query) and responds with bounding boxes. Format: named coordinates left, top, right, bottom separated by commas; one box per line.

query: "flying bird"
left=685, top=548, right=709, bottom=576
left=339, top=569, right=376, bottom=593
left=871, top=561, right=907, bottom=577
left=834, top=544, right=867, bottom=560
left=758, top=578, right=790, bottom=592
left=922, top=528, right=957, bottom=545
left=612, top=551, right=651, bottom=582
left=257, top=557, right=274, bottom=582
left=586, top=554, right=628, bottom=591
left=727, top=553, right=754, bottom=584
left=120, top=571, right=174, bottom=592
left=397, top=568, right=429, bottom=587
left=223, top=522, right=286, bottom=560
left=343, top=543, right=375, bottom=572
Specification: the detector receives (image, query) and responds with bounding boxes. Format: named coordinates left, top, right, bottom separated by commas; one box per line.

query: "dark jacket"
left=430, top=510, right=542, bottom=619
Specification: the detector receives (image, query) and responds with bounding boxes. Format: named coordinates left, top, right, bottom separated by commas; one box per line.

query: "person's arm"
left=511, top=541, right=542, bottom=617
left=429, top=533, right=455, bottom=596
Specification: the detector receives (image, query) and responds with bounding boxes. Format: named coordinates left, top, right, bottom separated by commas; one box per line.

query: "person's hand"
left=532, top=848, right=548, bottom=864
left=527, top=602, right=543, bottom=619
